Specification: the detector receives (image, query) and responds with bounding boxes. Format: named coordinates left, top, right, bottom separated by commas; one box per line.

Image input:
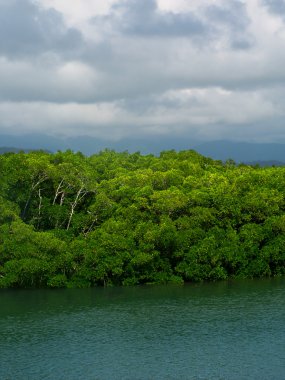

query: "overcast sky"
left=1, top=0, right=285, bottom=144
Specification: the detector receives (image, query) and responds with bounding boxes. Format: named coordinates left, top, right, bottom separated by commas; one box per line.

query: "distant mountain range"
left=0, top=147, right=24, bottom=154
left=0, top=147, right=51, bottom=154
left=242, top=160, right=285, bottom=167
left=193, top=141, right=285, bottom=163
left=0, top=133, right=199, bottom=155
left=1, top=134, right=285, bottom=164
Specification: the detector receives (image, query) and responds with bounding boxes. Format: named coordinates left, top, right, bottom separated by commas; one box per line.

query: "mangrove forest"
left=0, top=149, right=285, bottom=288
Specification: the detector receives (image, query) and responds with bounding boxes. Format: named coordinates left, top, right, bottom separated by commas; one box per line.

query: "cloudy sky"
left=1, top=0, right=285, bottom=146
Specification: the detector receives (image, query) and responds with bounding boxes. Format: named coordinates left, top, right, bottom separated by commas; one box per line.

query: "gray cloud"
left=0, top=0, right=83, bottom=58
left=206, top=1, right=254, bottom=49
left=91, top=0, right=209, bottom=38
left=111, top=0, right=207, bottom=37
left=263, top=0, right=285, bottom=15
left=91, top=0, right=252, bottom=48
left=0, top=0, right=285, bottom=146
left=206, top=2, right=249, bottom=30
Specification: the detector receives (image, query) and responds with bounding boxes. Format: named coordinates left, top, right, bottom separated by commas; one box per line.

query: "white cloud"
left=0, top=85, right=283, bottom=142
left=37, top=0, right=116, bottom=39
left=1, top=0, right=285, bottom=144
left=0, top=101, right=125, bottom=138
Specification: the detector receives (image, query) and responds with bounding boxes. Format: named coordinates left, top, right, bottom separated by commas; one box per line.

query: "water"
left=0, top=278, right=285, bottom=380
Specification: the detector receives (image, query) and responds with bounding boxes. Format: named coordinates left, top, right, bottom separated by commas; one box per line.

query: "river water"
left=0, top=278, right=285, bottom=379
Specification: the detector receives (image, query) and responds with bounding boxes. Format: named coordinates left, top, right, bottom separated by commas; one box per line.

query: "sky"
left=1, top=0, right=285, bottom=147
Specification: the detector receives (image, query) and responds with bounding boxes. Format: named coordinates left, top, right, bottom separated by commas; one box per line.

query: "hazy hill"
left=0, top=133, right=199, bottom=155
left=0, top=146, right=51, bottom=154
left=194, top=141, right=285, bottom=163
left=0, top=147, right=25, bottom=154
left=1, top=134, right=285, bottom=164
left=243, top=160, right=285, bottom=167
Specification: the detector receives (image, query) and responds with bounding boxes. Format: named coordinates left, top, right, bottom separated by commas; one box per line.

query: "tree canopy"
left=1, top=149, right=285, bottom=288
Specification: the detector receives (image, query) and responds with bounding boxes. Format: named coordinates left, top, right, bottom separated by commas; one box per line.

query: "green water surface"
left=1, top=278, right=285, bottom=379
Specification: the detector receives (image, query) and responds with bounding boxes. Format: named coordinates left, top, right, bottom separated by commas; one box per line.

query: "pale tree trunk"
left=53, top=179, right=64, bottom=205
left=83, top=215, right=98, bottom=237
left=66, top=187, right=87, bottom=230
left=36, top=188, right=43, bottom=229
left=60, top=192, right=65, bottom=206
left=22, top=175, right=48, bottom=219
left=38, top=189, right=42, bottom=217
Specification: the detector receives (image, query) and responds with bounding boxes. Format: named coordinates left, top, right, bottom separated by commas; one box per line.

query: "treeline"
left=0, top=149, right=285, bottom=288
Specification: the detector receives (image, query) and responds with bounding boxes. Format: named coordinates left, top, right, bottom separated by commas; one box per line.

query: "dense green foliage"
left=1, top=149, right=285, bottom=288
